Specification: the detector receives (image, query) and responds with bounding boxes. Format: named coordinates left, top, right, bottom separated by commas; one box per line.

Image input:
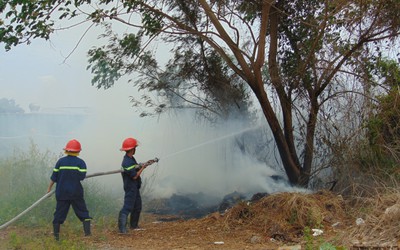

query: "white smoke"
left=76, top=110, right=304, bottom=200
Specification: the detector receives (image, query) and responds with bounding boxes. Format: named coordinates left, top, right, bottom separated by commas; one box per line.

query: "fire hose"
left=0, top=157, right=159, bottom=230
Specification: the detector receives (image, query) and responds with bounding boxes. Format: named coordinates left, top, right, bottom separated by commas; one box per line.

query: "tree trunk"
left=299, top=99, right=319, bottom=186
left=252, top=85, right=301, bottom=185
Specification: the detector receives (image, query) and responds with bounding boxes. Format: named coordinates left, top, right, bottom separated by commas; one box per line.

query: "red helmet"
left=120, top=137, right=138, bottom=151
left=64, top=139, right=82, bottom=152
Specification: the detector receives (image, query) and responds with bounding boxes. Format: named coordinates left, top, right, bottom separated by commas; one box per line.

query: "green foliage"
left=0, top=141, right=55, bottom=227
left=87, top=24, right=145, bottom=90
left=364, top=59, right=400, bottom=178
left=0, top=141, right=119, bottom=228
left=303, top=227, right=314, bottom=250
left=9, top=231, right=22, bottom=249
left=372, top=59, right=400, bottom=87
left=0, top=0, right=59, bottom=50
left=0, top=141, right=120, bottom=248
left=87, top=47, right=122, bottom=89
left=319, top=242, right=347, bottom=250
left=141, top=10, right=163, bottom=35
left=6, top=228, right=90, bottom=249
left=149, top=47, right=253, bottom=121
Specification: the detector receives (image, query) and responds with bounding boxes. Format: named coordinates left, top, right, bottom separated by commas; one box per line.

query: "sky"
left=0, top=22, right=302, bottom=202
left=0, top=25, right=134, bottom=112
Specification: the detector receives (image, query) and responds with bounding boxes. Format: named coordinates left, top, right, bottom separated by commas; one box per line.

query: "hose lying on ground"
left=0, top=169, right=123, bottom=230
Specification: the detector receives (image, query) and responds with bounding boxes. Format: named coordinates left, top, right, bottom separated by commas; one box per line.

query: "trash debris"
left=331, top=222, right=340, bottom=227
left=384, top=204, right=400, bottom=215
left=355, top=218, right=365, bottom=225
left=214, top=241, right=224, bottom=245
left=278, top=245, right=301, bottom=250
left=312, top=228, right=323, bottom=236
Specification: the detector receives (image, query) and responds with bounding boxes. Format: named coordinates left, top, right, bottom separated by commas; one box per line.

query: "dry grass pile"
left=346, top=189, right=400, bottom=247
left=217, top=190, right=347, bottom=241
left=144, top=188, right=400, bottom=247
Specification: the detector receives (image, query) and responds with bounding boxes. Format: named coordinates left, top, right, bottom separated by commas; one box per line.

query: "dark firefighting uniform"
left=119, top=154, right=142, bottom=228
left=50, top=155, right=91, bottom=224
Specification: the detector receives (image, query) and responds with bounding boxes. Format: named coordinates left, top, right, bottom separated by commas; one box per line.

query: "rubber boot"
left=130, top=211, right=140, bottom=229
left=83, top=220, right=91, bottom=236
left=53, top=223, right=60, bottom=241
left=118, top=212, right=128, bottom=234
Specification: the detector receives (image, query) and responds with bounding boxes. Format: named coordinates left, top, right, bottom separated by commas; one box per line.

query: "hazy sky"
left=0, top=25, right=136, bottom=113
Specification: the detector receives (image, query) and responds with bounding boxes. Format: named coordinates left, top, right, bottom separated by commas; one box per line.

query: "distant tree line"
left=0, top=98, right=24, bottom=114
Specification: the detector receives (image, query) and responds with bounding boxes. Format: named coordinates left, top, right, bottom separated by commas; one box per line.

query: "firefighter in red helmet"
left=118, top=137, right=156, bottom=233
left=47, top=139, right=92, bottom=240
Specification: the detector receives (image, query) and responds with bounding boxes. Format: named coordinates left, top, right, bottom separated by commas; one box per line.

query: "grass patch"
left=4, top=225, right=93, bottom=250
left=0, top=142, right=120, bottom=235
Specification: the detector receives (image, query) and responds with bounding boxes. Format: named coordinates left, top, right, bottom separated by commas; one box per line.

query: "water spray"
left=159, top=125, right=263, bottom=160
left=0, top=157, right=159, bottom=230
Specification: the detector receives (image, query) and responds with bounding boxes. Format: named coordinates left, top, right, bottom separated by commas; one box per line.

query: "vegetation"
left=364, top=59, right=400, bottom=179
left=320, top=58, right=400, bottom=195
left=1, top=2, right=400, bottom=248
left=0, top=143, right=54, bottom=227
left=0, top=98, right=24, bottom=114
left=0, top=142, right=120, bottom=248
left=6, top=229, right=92, bottom=249
left=1, top=142, right=399, bottom=248
left=1, top=0, right=399, bottom=187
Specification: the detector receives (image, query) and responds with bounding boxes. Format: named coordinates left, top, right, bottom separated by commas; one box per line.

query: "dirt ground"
left=2, top=190, right=400, bottom=249
left=89, top=216, right=286, bottom=250
left=84, top=190, right=400, bottom=249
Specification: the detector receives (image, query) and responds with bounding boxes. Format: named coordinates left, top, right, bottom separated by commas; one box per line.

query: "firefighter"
left=118, top=137, right=155, bottom=233
left=47, top=139, right=92, bottom=240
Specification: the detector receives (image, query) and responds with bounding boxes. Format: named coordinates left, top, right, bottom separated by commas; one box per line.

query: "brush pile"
left=199, top=190, right=349, bottom=243
left=142, top=189, right=400, bottom=247
left=195, top=189, right=400, bottom=247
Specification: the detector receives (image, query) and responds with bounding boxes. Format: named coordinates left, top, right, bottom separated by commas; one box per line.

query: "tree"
left=1, top=0, right=399, bottom=187
left=0, top=98, right=24, bottom=114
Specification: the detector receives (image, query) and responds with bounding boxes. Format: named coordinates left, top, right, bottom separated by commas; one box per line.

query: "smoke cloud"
left=77, top=108, right=304, bottom=200
left=1, top=100, right=305, bottom=200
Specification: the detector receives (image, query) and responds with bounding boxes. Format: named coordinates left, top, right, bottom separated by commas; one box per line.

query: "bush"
left=0, top=142, right=55, bottom=227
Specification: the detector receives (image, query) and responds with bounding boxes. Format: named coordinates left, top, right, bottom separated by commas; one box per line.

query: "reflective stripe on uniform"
left=123, top=164, right=140, bottom=171
left=53, top=166, right=87, bottom=172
